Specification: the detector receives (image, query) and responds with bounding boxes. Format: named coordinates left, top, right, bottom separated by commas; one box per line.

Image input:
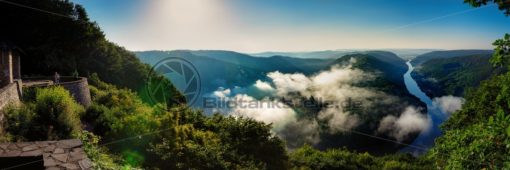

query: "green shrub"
left=149, top=108, right=289, bottom=170
left=2, top=103, right=36, bottom=141
left=21, top=87, right=37, bottom=102
left=34, top=86, right=84, bottom=139
left=73, top=131, right=126, bottom=170
left=4, top=86, right=84, bottom=141
left=85, top=77, right=290, bottom=169
left=430, top=109, right=510, bottom=169
left=85, top=78, right=161, bottom=167
left=289, top=145, right=433, bottom=170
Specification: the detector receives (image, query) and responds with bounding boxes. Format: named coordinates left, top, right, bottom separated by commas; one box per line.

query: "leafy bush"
left=1, top=103, right=35, bottom=142
left=4, top=86, right=84, bottom=141
left=430, top=72, right=510, bottom=169
left=430, top=111, right=510, bottom=169
left=73, top=131, right=125, bottom=170
left=289, top=145, right=433, bottom=170
left=149, top=108, right=289, bottom=170
left=84, top=76, right=160, bottom=167
left=21, top=87, right=37, bottom=102
left=84, top=77, right=290, bottom=169
left=34, top=86, right=84, bottom=138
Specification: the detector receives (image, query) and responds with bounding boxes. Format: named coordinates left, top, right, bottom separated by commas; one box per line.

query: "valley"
left=136, top=50, right=430, bottom=154
left=411, top=50, right=505, bottom=98
left=136, top=49, right=501, bottom=156
left=2, top=0, right=509, bottom=169
left=401, top=61, right=444, bottom=155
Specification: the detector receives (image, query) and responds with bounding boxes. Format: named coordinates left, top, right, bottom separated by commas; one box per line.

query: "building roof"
left=0, top=41, right=22, bottom=52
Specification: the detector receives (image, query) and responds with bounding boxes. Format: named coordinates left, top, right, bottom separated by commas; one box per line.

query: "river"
left=401, top=61, right=447, bottom=155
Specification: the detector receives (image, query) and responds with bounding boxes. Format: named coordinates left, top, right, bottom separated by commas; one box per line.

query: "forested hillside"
left=411, top=50, right=493, bottom=66
left=0, top=0, right=151, bottom=91
left=1, top=0, right=510, bottom=169
left=412, top=54, right=506, bottom=97
left=137, top=50, right=427, bottom=154
left=306, top=53, right=426, bottom=153
left=136, top=50, right=336, bottom=99
left=426, top=1, right=510, bottom=168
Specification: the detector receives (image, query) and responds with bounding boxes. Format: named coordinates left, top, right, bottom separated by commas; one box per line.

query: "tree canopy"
left=0, top=0, right=150, bottom=91
left=465, top=0, right=510, bottom=15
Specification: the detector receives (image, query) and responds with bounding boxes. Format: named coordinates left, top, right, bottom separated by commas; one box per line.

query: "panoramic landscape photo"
left=1, top=0, right=510, bottom=169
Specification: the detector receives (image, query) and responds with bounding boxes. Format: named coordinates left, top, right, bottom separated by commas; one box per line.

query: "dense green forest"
left=137, top=50, right=426, bottom=154
left=410, top=50, right=493, bottom=66
left=0, top=0, right=148, bottom=91
left=1, top=0, right=510, bottom=169
left=136, top=50, right=336, bottom=98
left=412, top=53, right=506, bottom=97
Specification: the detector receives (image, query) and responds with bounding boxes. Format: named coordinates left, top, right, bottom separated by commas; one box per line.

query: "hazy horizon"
left=74, top=0, right=510, bottom=53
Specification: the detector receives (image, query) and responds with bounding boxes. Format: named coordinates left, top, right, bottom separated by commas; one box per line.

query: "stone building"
left=0, top=41, right=91, bottom=108
left=0, top=43, right=92, bottom=169
left=0, top=42, right=22, bottom=127
left=0, top=42, right=21, bottom=87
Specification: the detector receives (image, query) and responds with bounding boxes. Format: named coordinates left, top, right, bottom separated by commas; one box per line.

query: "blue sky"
left=73, top=0, right=510, bottom=52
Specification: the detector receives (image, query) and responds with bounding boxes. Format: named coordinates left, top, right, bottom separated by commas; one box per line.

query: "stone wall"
left=0, top=139, right=91, bottom=170
left=0, top=50, right=13, bottom=87
left=0, top=82, right=21, bottom=110
left=23, top=77, right=92, bottom=108
left=59, top=77, right=92, bottom=107
left=0, top=81, right=21, bottom=133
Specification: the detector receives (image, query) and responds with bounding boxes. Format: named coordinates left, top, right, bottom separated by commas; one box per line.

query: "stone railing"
left=0, top=81, right=21, bottom=110
left=22, top=77, right=92, bottom=107
left=0, top=81, right=22, bottom=133
left=57, top=77, right=92, bottom=107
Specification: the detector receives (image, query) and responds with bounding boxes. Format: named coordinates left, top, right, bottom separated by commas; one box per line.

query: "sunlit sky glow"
left=74, top=0, right=510, bottom=53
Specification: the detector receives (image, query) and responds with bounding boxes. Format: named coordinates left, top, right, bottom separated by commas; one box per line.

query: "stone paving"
left=0, top=139, right=92, bottom=170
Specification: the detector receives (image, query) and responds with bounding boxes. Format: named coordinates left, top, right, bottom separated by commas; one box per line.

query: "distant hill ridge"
left=135, top=50, right=336, bottom=100
left=335, top=51, right=407, bottom=86
left=412, top=53, right=506, bottom=97
left=411, top=49, right=493, bottom=66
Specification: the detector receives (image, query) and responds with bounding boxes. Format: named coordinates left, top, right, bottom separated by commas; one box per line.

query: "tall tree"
left=429, top=0, right=510, bottom=169
left=465, top=0, right=510, bottom=15
left=0, top=0, right=148, bottom=91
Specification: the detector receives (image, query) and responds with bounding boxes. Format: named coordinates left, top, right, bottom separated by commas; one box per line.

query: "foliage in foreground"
left=427, top=4, right=510, bottom=166
left=3, top=86, right=83, bottom=141
left=289, top=145, right=433, bottom=170
left=429, top=72, right=510, bottom=169
left=73, top=131, right=125, bottom=169
left=84, top=77, right=289, bottom=169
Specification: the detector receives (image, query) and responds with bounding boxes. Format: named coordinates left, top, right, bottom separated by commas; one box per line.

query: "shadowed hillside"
left=410, top=50, right=493, bottom=66
left=412, top=54, right=506, bottom=97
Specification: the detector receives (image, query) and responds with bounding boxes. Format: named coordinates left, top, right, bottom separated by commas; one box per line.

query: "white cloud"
left=212, top=87, right=231, bottom=98
left=432, top=95, right=465, bottom=116
left=318, top=108, right=360, bottom=133
left=262, top=61, right=388, bottom=133
left=224, top=94, right=296, bottom=131
left=267, top=71, right=312, bottom=97
left=254, top=80, right=275, bottom=92
left=208, top=85, right=321, bottom=149
left=208, top=59, right=423, bottom=148
left=377, top=106, right=430, bottom=142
